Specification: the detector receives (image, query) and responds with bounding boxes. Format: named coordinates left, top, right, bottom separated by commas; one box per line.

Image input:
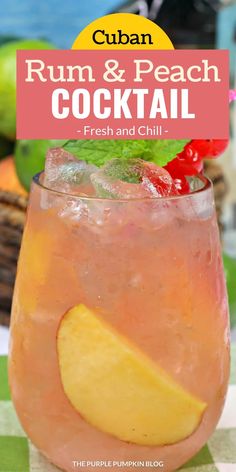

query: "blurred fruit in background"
left=0, top=36, right=21, bottom=46
left=0, top=134, right=14, bottom=159
left=0, top=36, right=58, bottom=195
left=0, top=156, right=26, bottom=196
left=0, top=39, right=55, bottom=140
left=15, top=139, right=67, bottom=191
left=0, top=36, right=57, bottom=324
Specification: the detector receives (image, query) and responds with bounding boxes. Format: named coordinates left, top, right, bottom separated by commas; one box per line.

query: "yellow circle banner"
left=72, top=13, right=174, bottom=50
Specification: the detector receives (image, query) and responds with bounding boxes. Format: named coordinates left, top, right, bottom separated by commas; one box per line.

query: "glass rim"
left=33, top=171, right=212, bottom=203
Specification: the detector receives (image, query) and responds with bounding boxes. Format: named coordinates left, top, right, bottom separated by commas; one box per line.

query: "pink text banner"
left=17, top=49, right=229, bottom=140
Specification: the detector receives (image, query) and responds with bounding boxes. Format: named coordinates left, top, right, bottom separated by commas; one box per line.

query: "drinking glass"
left=9, top=173, right=230, bottom=472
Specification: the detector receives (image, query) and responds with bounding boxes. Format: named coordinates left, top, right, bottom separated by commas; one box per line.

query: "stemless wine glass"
left=9, top=173, right=230, bottom=472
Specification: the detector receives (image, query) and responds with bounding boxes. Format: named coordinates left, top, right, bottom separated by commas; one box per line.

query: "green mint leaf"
left=148, top=140, right=189, bottom=167
left=104, top=158, right=142, bottom=184
left=63, top=139, right=189, bottom=167
left=63, top=140, right=151, bottom=167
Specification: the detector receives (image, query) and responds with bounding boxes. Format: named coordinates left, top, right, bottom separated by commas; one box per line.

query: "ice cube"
left=43, top=147, right=97, bottom=194
left=91, top=158, right=167, bottom=199
left=142, top=162, right=178, bottom=197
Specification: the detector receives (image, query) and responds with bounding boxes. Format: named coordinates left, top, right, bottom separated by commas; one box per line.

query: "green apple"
left=15, top=139, right=66, bottom=191
left=0, top=39, right=55, bottom=139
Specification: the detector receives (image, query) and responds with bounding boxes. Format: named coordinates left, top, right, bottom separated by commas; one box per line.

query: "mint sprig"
left=63, top=139, right=188, bottom=168
left=149, top=140, right=188, bottom=167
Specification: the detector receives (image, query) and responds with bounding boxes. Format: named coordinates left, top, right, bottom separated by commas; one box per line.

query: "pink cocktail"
left=9, top=154, right=230, bottom=471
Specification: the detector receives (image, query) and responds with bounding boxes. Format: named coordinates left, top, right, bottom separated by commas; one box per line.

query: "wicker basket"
left=0, top=191, right=27, bottom=326
left=0, top=161, right=228, bottom=327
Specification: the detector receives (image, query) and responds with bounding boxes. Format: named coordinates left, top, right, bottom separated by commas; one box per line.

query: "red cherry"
left=164, top=158, right=182, bottom=177
left=164, top=141, right=204, bottom=178
left=164, top=159, right=190, bottom=195
left=191, top=139, right=229, bottom=158
left=163, top=137, right=228, bottom=194
left=189, top=140, right=211, bottom=158
left=208, top=139, right=229, bottom=157
left=177, top=143, right=203, bottom=175
left=173, top=176, right=190, bottom=195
